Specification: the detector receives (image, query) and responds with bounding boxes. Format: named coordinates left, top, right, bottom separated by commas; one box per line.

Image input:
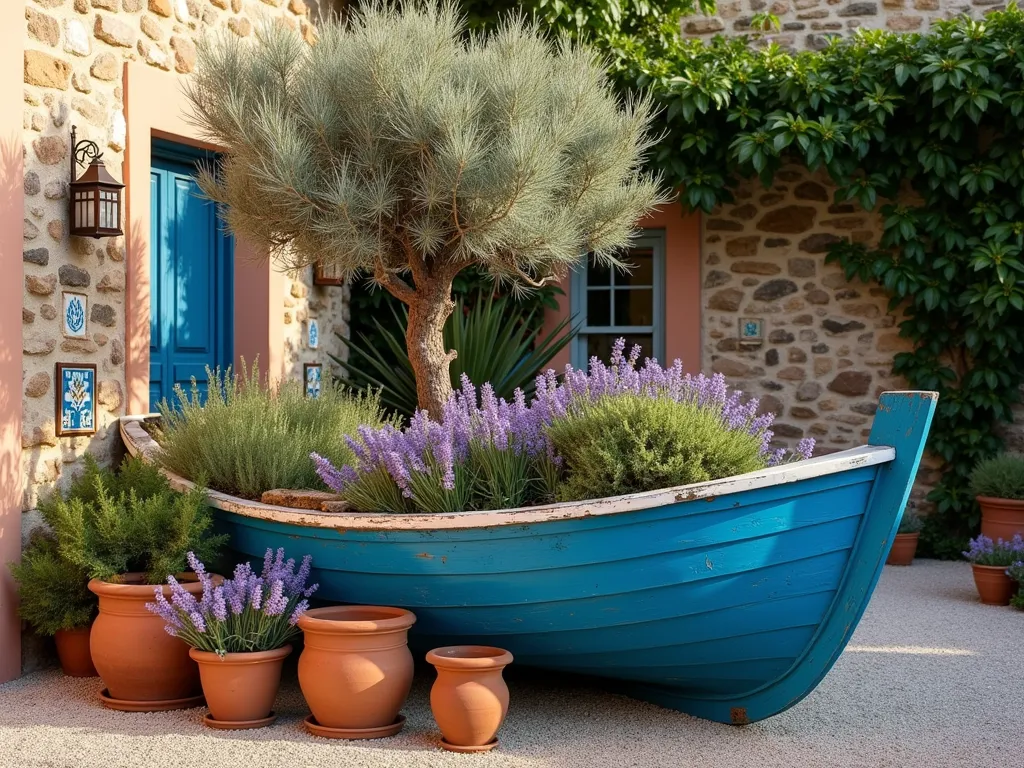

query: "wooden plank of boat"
left=119, top=391, right=937, bottom=724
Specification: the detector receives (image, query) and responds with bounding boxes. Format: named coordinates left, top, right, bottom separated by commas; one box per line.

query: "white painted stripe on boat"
left=120, top=416, right=895, bottom=531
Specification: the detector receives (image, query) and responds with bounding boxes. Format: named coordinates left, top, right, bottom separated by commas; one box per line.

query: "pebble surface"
left=0, top=561, right=1019, bottom=768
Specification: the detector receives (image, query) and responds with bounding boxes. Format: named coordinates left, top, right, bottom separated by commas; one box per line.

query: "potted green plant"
left=886, top=509, right=924, bottom=566
left=44, top=455, right=227, bottom=711
left=9, top=531, right=97, bottom=677
left=148, top=549, right=316, bottom=730
left=1008, top=561, right=1024, bottom=611
left=962, top=534, right=1024, bottom=605
left=969, top=453, right=1024, bottom=541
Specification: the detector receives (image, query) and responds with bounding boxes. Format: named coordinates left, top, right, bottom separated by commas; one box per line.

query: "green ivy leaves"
left=617, top=7, right=1024, bottom=557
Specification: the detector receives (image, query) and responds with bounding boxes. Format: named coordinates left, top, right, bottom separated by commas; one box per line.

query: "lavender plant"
left=314, top=339, right=814, bottom=513
left=962, top=534, right=1024, bottom=567
left=147, top=549, right=318, bottom=656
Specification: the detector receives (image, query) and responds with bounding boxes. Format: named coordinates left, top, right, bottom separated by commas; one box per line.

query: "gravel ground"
left=0, top=561, right=1019, bottom=768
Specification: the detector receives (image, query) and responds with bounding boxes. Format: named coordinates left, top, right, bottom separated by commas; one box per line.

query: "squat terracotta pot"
left=971, top=564, right=1019, bottom=606
left=427, top=646, right=513, bottom=753
left=89, top=573, right=205, bottom=707
left=886, top=533, right=920, bottom=566
left=298, top=605, right=416, bottom=736
left=977, top=496, right=1024, bottom=542
left=54, top=625, right=97, bottom=678
left=190, top=645, right=291, bottom=729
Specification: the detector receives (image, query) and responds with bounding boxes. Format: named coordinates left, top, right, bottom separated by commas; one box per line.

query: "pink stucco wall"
left=124, top=63, right=286, bottom=414
left=0, top=0, right=25, bottom=683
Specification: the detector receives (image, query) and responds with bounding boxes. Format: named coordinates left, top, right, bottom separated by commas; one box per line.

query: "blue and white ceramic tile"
left=308, top=319, right=319, bottom=349
left=63, top=292, right=87, bottom=338
left=305, top=365, right=322, bottom=399
left=739, top=317, right=763, bottom=342
left=60, top=366, right=95, bottom=433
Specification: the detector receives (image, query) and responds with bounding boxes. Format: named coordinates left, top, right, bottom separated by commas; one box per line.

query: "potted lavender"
left=962, top=534, right=1024, bottom=606
left=148, top=549, right=317, bottom=730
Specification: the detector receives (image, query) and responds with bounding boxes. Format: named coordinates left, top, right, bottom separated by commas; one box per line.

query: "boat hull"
left=122, top=391, right=937, bottom=723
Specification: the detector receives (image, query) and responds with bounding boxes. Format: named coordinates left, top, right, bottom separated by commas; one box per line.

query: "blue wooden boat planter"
left=120, top=390, right=936, bottom=724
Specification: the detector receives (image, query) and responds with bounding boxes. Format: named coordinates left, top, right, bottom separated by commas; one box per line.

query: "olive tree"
left=185, top=1, right=667, bottom=417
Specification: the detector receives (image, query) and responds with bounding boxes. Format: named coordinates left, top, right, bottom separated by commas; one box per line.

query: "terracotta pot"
left=886, top=533, right=920, bottom=566
left=298, top=605, right=416, bottom=732
left=89, top=573, right=204, bottom=704
left=190, top=645, right=291, bottom=728
left=977, top=496, right=1024, bottom=542
left=427, top=646, right=513, bottom=752
left=54, top=626, right=97, bottom=677
left=971, top=563, right=1019, bottom=606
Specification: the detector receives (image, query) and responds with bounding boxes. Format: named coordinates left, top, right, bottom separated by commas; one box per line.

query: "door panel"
left=149, top=145, right=233, bottom=410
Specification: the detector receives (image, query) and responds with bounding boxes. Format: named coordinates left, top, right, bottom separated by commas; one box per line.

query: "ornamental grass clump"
left=314, top=338, right=814, bottom=512
left=157, top=362, right=391, bottom=499
left=969, top=453, right=1024, bottom=501
left=147, top=549, right=318, bottom=656
left=962, top=534, right=1024, bottom=566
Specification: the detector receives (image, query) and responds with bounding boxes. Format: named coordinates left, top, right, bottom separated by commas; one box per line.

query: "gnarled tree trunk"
left=404, top=279, right=457, bottom=419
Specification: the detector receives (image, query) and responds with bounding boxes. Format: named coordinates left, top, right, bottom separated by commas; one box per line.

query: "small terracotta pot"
left=190, top=645, right=291, bottom=728
left=427, top=646, right=513, bottom=752
left=886, top=533, right=920, bottom=566
left=89, top=573, right=205, bottom=705
left=971, top=563, right=1019, bottom=606
left=297, top=605, right=416, bottom=734
left=54, top=625, right=97, bottom=677
left=977, top=496, right=1024, bottom=542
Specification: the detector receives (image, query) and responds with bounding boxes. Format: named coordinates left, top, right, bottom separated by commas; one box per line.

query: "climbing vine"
left=621, top=7, right=1024, bottom=557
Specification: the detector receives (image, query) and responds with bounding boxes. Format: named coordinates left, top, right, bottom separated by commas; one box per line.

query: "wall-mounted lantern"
left=69, top=125, right=124, bottom=239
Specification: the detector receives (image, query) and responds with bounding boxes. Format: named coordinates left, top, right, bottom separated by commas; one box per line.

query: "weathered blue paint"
left=149, top=141, right=233, bottom=410
left=213, top=391, right=937, bottom=723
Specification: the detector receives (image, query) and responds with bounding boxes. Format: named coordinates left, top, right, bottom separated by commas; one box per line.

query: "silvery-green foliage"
left=184, top=0, right=667, bottom=289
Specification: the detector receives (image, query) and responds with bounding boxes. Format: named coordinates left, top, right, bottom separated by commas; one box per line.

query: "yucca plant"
left=332, top=291, right=576, bottom=417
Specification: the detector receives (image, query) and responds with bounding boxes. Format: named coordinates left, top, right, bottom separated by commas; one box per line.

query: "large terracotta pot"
left=190, top=645, right=291, bottom=729
left=427, top=646, right=513, bottom=753
left=54, top=626, right=97, bottom=678
left=886, top=533, right=920, bottom=566
left=971, top=564, right=1019, bottom=606
left=297, top=605, right=416, bottom=736
left=89, top=573, right=204, bottom=706
left=978, top=496, right=1024, bottom=541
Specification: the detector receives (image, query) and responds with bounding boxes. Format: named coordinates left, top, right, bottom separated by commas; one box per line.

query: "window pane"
left=614, top=288, right=653, bottom=326
left=588, top=258, right=611, bottom=286
left=620, top=250, right=653, bottom=286
left=586, top=288, right=611, bottom=327
left=585, top=333, right=654, bottom=364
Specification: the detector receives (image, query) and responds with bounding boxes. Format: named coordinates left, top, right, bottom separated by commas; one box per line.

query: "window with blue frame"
left=570, top=230, right=666, bottom=367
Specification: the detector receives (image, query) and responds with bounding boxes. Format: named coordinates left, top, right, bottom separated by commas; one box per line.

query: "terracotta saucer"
left=99, top=689, right=205, bottom=712
left=203, top=712, right=277, bottom=730
left=440, top=737, right=499, bottom=753
left=303, top=713, right=406, bottom=740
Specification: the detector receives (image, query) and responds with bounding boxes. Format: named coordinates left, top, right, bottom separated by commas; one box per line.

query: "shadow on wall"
left=0, top=135, right=24, bottom=680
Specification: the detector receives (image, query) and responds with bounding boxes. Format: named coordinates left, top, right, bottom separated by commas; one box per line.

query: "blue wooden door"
left=149, top=143, right=233, bottom=410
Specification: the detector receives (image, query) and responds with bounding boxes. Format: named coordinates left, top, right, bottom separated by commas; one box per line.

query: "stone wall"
left=682, top=0, right=989, bottom=51
left=20, top=0, right=325, bottom=510
left=700, top=166, right=943, bottom=502
left=282, top=269, right=349, bottom=377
